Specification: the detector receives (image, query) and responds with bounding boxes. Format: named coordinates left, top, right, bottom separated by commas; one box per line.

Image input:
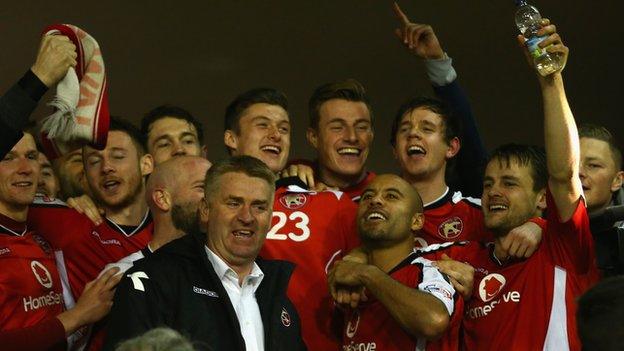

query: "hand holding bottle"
left=517, top=18, right=568, bottom=79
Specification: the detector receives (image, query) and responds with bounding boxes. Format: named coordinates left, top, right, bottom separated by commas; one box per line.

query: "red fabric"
left=0, top=215, right=66, bottom=351
left=417, top=190, right=491, bottom=248
left=439, top=190, right=598, bottom=351
left=260, top=186, right=360, bottom=351
left=39, top=24, right=109, bottom=158
left=0, top=317, right=66, bottom=351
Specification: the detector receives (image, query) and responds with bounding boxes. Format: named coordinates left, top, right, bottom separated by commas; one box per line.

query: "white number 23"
left=266, top=211, right=310, bottom=242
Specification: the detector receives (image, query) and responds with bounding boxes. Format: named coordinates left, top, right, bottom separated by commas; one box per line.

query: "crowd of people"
left=1, top=3, right=623, bottom=351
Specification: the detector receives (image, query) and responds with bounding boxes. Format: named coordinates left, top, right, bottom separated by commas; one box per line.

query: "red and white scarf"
left=40, top=24, right=109, bottom=159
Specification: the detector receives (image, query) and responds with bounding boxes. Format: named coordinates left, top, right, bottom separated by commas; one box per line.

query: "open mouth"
left=365, top=211, right=387, bottom=222
left=488, top=204, right=508, bottom=212
left=337, top=147, right=361, bottom=156
left=232, top=230, right=254, bottom=238
left=103, top=180, right=121, bottom=191
left=13, top=181, right=33, bottom=188
left=407, top=145, right=426, bottom=156
left=261, top=145, right=281, bottom=155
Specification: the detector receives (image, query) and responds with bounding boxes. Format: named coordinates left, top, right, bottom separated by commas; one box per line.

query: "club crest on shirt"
left=279, top=193, right=307, bottom=210
left=281, top=307, right=291, bottom=327
left=31, top=260, right=53, bottom=289
left=346, top=310, right=360, bottom=338
left=437, top=217, right=463, bottom=239
left=478, top=273, right=506, bottom=302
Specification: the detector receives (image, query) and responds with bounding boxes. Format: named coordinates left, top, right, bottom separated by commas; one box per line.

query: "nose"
left=171, top=140, right=187, bottom=157
left=344, top=126, right=357, bottom=143
left=268, top=125, right=281, bottom=141
left=237, top=204, right=254, bottom=225
left=16, top=157, right=35, bottom=176
left=101, top=157, right=115, bottom=174
left=579, top=165, right=587, bottom=180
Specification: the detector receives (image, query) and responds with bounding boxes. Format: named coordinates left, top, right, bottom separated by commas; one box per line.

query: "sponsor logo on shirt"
left=23, top=290, right=63, bottom=312
left=192, top=286, right=219, bottom=298
left=31, top=260, right=53, bottom=288
left=343, top=341, right=377, bottom=351
left=468, top=273, right=520, bottom=319
left=345, top=310, right=360, bottom=338
left=91, top=230, right=122, bottom=246
left=281, top=307, right=291, bottom=327
left=438, top=216, right=463, bottom=239
left=279, top=193, right=307, bottom=210
left=0, top=247, right=10, bottom=256
left=423, top=284, right=453, bottom=300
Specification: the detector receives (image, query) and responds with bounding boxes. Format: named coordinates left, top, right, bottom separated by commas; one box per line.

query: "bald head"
left=358, top=174, right=424, bottom=246
left=146, top=156, right=211, bottom=210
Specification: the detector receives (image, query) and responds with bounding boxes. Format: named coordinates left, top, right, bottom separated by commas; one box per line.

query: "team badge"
left=31, top=260, right=53, bottom=289
left=478, top=273, right=506, bottom=302
left=281, top=308, right=291, bottom=327
left=345, top=310, right=360, bottom=338
left=437, top=217, right=463, bottom=239
left=279, top=193, right=307, bottom=210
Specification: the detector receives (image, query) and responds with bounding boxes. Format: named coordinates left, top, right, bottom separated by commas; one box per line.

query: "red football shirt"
left=28, top=197, right=153, bottom=300
left=436, top=190, right=598, bottom=351
left=417, top=188, right=491, bottom=248
left=341, top=172, right=376, bottom=202
left=341, top=253, right=459, bottom=351
left=0, top=214, right=65, bottom=350
left=260, top=184, right=360, bottom=351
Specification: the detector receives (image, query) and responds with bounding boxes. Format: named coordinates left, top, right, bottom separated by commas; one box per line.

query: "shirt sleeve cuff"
left=17, top=70, right=49, bottom=102
left=424, top=53, right=458, bottom=87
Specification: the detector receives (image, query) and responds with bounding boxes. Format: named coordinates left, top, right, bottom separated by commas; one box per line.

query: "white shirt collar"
left=204, top=246, right=264, bottom=286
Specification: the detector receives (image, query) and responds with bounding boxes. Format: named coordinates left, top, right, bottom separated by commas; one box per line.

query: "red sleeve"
left=543, top=189, right=595, bottom=274
left=0, top=317, right=66, bottom=351
left=338, top=195, right=360, bottom=254
left=27, top=203, right=81, bottom=250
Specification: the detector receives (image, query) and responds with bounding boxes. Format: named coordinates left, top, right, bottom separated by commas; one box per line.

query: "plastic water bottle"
left=514, top=0, right=563, bottom=76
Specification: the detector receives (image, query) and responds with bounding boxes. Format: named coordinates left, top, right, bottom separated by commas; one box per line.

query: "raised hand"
left=392, top=2, right=444, bottom=60
left=517, top=19, right=569, bottom=77
left=31, top=35, right=77, bottom=87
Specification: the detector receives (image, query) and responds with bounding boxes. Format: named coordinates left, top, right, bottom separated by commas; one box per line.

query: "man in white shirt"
left=104, top=156, right=306, bottom=351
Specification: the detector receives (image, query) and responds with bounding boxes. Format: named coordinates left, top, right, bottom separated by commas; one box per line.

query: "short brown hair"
left=224, top=88, right=288, bottom=134
left=579, top=123, right=622, bottom=170
left=204, top=155, right=276, bottom=201
left=308, top=79, right=373, bottom=130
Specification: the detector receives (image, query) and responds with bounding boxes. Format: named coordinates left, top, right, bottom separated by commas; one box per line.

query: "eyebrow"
left=385, top=188, right=403, bottom=196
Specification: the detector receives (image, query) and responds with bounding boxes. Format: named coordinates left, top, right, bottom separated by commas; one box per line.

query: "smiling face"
left=357, top=174, right=423, bottom=247
left=146, top=117, right=203, bottom=165
left=393, top=107, right=459, bottom=183
left=482, top=158, right=545, bottom=236
left=0, top=134, right=40, bottom=215
left=201, top=171, right=274, bottom=269
left=580, top=137, right=623, bottom=213
left=84, top=131, right=152, bottom=210
left=225, top=103, right=290, bottom=173
left=308, top=99, right=373, bottom=184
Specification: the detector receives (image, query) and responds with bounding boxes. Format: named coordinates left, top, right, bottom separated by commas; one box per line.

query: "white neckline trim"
left=423, top=186, right=450, bottom=207
left=0, top=223, right=27, bottom=237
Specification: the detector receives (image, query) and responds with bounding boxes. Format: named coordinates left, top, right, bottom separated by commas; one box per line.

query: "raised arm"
left=392, top=2, right=487, bottom=196
left=521, top=20, right=581, bottom=221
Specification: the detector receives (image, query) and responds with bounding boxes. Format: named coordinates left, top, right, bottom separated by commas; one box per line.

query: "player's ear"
left=410, top=212, right=424, bottom=232
left=140, top=153, right=154, bottom=176
left=445, top=137, right=460, bottom=159
left=306, top=128, right=319, bottom=150
left=536, top=188, right=547, bottom=212
left=152, top=189, right=171, bottom=212
left=199, top=198, right=210, bottom=223
left=224, top=130, right=238, bottom=154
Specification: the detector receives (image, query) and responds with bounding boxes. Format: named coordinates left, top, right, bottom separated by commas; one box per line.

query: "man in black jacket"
left=104, top=156, right=306, bottom=351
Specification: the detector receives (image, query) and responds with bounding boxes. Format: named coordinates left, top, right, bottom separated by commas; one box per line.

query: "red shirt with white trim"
left=27, top=197, right=153, bottom=300
left=429, top=190, right=598, bottom=351
left=0, top=213, right=66, bottom=351
left=260, top=184, right=360, bottom=351
left=417, top=188, right=491, bottom=248
left=341, top=253, right=460, bottom=351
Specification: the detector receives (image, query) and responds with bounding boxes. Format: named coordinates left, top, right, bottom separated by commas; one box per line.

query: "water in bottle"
left=514, top=0, right=563, bottom=76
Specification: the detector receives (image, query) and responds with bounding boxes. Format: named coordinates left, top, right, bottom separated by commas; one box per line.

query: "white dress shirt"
left=205, top=246, right=265, bottom=351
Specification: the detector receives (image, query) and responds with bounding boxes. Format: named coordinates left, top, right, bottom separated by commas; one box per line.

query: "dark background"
left=2, top=0, right=622, bottom=173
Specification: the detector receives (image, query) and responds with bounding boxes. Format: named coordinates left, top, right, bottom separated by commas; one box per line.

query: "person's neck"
left=0, top=203, right=28, bottom=222
left=587, top=200, right=612, bottom=217
left=318, top=165, right=366, bottom=190
left=207, top=242, right=253, bottom=286
left=105, top=191, right=149, bottom=226
left=403, top=170, right=448, bottom=205
left=368, top=238, right=415, bottom=273
left=149, top=215, right=185, bottom=251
